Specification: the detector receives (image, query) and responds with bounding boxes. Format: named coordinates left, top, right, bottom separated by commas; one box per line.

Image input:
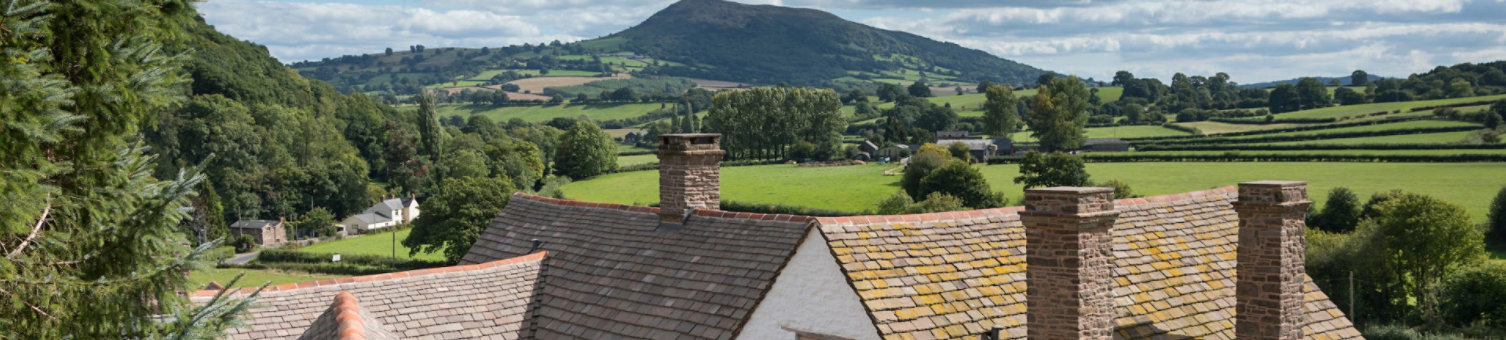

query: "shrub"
left=1096, top=179, right=1135, bottom=199
left=1013, top=151, right=1091, bottom=189
left=873, top=191, right=966, bottom=215
left=918, top=160, right=1006, bottom=209
left=947, top=142, right=972, bottom=162
left=1490, top=186, right=1506, bottom=245
left=1440, top=262, right=1506, bottom=328
left=901, top=144, right=951, bottom=198
left=1318, top=187, right=1363, bottom=233
left=232, top=234, right=256, bottom=252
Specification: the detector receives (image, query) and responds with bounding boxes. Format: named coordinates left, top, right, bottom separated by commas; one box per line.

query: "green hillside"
left=604, top=0, right=1044, bottom=86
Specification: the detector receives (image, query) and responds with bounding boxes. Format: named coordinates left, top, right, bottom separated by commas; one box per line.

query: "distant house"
left=857, top=140, right=879, bottom=154
left=229, top=218, right=288, bottom=248
left=936, top=130, right=970, bottom=139
left=936, top=138, right=1012, bottom=161
left=1082, top=138, right=1130, bottom=152
left=340, top=195, right=420, bottom=235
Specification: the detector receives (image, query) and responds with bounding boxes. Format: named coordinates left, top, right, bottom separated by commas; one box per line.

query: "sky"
left=198, top=0, right=1506, bottom=84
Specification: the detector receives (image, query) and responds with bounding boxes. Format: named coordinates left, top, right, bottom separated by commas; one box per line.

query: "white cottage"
left=339, top=195, right=420, bottom=234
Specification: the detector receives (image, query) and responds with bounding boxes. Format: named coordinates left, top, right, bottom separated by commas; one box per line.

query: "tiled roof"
left=194, top=252, right=545, bottom=340
left=298, top=292, right=400, bottom=340
left=462, top=193, right=813, bottom=340
left=815, top=187, right=1363, bottom=340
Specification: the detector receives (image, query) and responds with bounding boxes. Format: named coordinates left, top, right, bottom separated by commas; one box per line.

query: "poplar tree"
left=1, top=0, right=259, bottom=337
left=982, top=85, right=1020, bottom=138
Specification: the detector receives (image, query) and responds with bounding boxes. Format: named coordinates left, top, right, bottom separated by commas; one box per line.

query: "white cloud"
left=198, top=0, right=1506, bottom=83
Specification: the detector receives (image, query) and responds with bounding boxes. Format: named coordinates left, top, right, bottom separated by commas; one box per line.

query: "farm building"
left=936, top=138, right=1012, bottom=161
left=199, top=134, right=1360, bottom=340
left=228, top=218, right=287, bottom=248
left=339, top=195, right=420, bottom=235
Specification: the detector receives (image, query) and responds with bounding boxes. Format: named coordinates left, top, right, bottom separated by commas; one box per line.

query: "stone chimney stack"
left=1233, top=181, right=1312, bottom=340
left=657, top=133, right=725, bottom=223
left=1020, top=187, right=1118, bottom=340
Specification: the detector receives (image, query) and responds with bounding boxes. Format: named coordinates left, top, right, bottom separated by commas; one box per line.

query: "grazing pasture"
left=433, top=102, right=662, bottom=122
left=506, top=74, right=631, bottom=94
left=562, top=162, right=1506, bottom=221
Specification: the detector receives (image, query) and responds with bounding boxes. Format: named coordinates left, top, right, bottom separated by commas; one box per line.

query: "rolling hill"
left=290, top=0, right=1047, bottom=95
left=598, top=0, right=1045, bottom=86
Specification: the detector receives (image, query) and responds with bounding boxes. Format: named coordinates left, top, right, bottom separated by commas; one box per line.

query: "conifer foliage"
left=1, top=0, right=259, bottom=337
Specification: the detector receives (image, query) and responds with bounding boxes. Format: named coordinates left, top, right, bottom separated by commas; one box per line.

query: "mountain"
left=599, top=0, right=1045, bottom=86
left=291, top=0, right=1046, bottom=95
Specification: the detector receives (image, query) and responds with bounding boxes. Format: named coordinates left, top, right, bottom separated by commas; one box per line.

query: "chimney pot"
left=656, top=134, right=725, bottom=223
left=1020, top=186, right=1118, bottom=340
left=1233, top=181, right=1311, bottom=340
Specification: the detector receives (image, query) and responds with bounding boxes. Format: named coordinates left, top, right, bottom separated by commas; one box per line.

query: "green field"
left=1102, top=149, right=1506, bottom=156
left=563, top=162, right=1506, bottom=221
left=1005, top=125, right=1192, bottom=141
left=295, top=228, right=446, bottom=261
left=938, top=87, right=1121, bottom=116
left=1175, top=121, right=1305, bottom=134
left=617, top=153, right=658, bottom=167
left=190, top=267, right=345, bottom=289
left=1227, top=120, right=1480, bottom=140
left=1261, top=131, right=1483, bottom=145
left=1276, top=94, right=1506, bottom=119
left=433, top=103, right=662, bottom=122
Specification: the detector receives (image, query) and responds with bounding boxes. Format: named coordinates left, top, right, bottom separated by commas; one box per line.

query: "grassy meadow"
left=1275, top=94, right=1506, bottom=119
left=562, top=162, right=1506, bottom=221
left=295, top=228, right=446, bottom=261
left=433, top=102, right=663, bottom=122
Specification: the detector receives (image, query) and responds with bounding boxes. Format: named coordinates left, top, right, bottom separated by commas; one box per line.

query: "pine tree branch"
left=0, top=286, right=52, bottom=319
left=7, top=200, right=50, bottom=259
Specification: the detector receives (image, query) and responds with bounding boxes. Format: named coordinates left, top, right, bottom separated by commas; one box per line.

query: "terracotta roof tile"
left=462, top=193, right=813, bottom=339
left=815, top=187, right=1362, bottom=340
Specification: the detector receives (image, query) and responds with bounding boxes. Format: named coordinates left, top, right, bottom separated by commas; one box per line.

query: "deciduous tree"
left=1026, top=76, right=1090, bottom=152
left=553, top=121, right=618, bottom=179
left=919, top=160, right=1005, bottom=209
left=403, top=177, right=516, bottom=263
left=983, top=85, right=1021, bottom=138
left=1013, top=151, right=1090, bottom=189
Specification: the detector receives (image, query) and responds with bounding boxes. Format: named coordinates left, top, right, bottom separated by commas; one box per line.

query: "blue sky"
left=199, top=0, right=1506, bottom=84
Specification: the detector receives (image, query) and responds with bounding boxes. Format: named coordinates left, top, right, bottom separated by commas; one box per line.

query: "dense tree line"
left=704, top=87, right=845, bottom=161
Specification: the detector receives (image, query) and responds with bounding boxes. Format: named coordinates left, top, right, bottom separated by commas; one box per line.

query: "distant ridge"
left=1242, top=74, right=1390, bottom=88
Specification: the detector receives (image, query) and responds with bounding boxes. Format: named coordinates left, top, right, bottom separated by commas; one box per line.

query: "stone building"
left=228, top=218, right=287, bottom=248
left=198, top=133, right=1361, bottom=339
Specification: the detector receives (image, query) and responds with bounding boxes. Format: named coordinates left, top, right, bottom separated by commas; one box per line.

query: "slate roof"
left=230, top=219, right=280, bottom=230
left=815, top=187, right=1363, bottom=340
left=194, top=252, right=545, bottom=340
left=462, top=193, right=814, bottom=340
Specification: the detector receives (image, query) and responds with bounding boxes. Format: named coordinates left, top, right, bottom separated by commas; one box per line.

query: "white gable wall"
left=738, top=228, right=880, bottom=340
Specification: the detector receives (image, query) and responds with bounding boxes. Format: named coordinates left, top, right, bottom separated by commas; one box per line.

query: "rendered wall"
left=738, top=228, right=880, bottom=340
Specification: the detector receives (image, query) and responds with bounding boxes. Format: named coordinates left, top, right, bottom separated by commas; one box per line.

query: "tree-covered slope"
left=604, top=0, right=1045, bottom=85
left=146, top=16, right=415, bottom=224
